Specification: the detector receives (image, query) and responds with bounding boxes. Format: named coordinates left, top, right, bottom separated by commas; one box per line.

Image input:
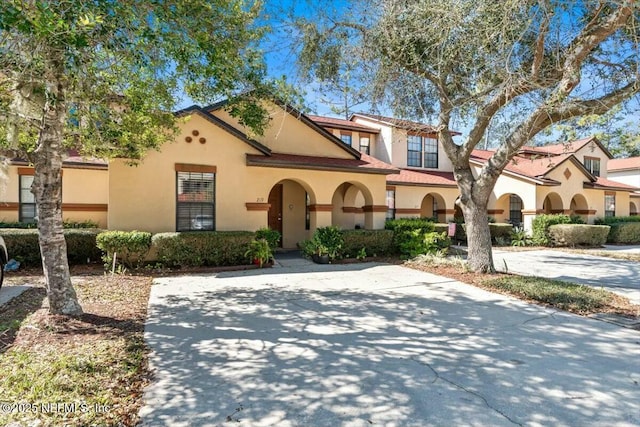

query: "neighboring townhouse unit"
left=311, top=115, right=638, bottom=230
left=607, top=156, right=640, bottom=215
left=0, top=154, right=109, bottom=227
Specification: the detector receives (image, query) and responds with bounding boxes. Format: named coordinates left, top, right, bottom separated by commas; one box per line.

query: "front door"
left=268, top=184, right=283, bottom=247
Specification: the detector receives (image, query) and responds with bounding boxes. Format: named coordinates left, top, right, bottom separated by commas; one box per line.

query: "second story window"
left=407, top=135, right=422, bottom=167
left=424, top=137, right=438, bottom=168
left=340, top=133, right=352, bottom=146
left=359, top=136, right=370, bottom=155
left=584, top=157, right=600, bottom=177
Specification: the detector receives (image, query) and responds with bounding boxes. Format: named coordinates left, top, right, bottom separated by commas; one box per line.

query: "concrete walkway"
left=139, top=261, right=640, bottom=427
left=0, top=285, right=31, bottom=306
left=493, top=249, right=640, bottom=305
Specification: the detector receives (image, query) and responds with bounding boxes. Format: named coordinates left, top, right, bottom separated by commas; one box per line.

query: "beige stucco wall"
left=573, top=143, right=610, bottom=178
left=211, top=104, right=352, bottom=159
left=108, top=112, right=390, bottom=247
left=0, top=164, right=108, bottom=227
left=394, top=185, right=460, bottom=222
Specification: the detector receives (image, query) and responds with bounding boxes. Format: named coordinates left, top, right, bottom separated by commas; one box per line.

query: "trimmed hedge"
left=96, top=230, right=153, bottom=268
left=548, top=224, right=610, bottom=247
left=152, top=231, right=255, bottom=267
left=594, top=215, right=640, bottom=225
left=341, top=230, right=395, bottom=257
left=531, top=214, right=574, bottom=246
left=0, top=228, right=102, bottom=266
left=489, top=224, right=514, bottom=243
left=607, top=222, right=640, bottom=244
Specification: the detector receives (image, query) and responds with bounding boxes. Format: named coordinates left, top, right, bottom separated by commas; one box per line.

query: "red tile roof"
left=520, top=136, right=613, bottom=159
left=387, top=169, right=457, bottom=187
left=470, top=149, right=588, bottom=184
left=608, top=157, right=640, bottom=171
left=246, top=152, right=399, bottom=175
left=586, top=176, right=639, bottom=191
left=307, top=115, right=380, bottom=134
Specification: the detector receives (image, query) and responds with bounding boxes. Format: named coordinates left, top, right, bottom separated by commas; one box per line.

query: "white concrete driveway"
left=139, top=262, right=640, bottom=427
left=494, top=249, right=640, bottom=305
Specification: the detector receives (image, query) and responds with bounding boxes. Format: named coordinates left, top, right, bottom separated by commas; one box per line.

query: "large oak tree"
left=0, top=0, right=273, bottom=314
left=297, top=0, right=640, bottom=272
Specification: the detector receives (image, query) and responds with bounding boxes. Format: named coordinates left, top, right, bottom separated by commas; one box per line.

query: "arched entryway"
left=332, top=181, right=374, bottom=229
left=494, top=193, right=524, bottom=225
left=542, top=192, right=563, bottom=214
left=421, top=193, right=446, bottom=222
left=631, top=201, right=638, bottom=216
left=570, top=194, right=589, bottom=222
left=267, top=179, right=315, bottom=249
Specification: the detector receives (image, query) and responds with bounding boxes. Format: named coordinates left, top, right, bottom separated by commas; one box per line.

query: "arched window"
left=509, top=195, right=523, bottom=226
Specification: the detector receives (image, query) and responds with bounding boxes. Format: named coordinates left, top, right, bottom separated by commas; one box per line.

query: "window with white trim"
left=423, top=137, right=438, bottom=168
left=340, top=133, right=352, bottom=146
left=407, top=135, right=422, bottom=167
left=605, top=193, right=615, bottom=217
left=386, top=189, right=396, bottom=220
left=584, top=157, right=601, bottom=177
left=359, top=136, right=370, bottom=155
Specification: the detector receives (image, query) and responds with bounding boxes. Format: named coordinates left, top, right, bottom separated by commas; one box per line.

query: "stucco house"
left=0, top=153, right=108, bottom=227
left=608, top=156, right=640, bottom=215
left=107, top=101, right=397, bottom=248
left=311, top=115, right=638, bottom=231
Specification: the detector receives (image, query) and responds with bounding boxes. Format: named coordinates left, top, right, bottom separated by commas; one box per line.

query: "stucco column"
left=363, top=205, right=388, bottom=229
left=310, top=204, right=333, bottom=229
left=521, top=209, right=541, bottom=233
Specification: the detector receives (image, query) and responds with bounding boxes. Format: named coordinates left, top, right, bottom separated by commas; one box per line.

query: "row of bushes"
left=594, top=216, right=640, bottom=244
left=0, top=220, right=99, bottom=229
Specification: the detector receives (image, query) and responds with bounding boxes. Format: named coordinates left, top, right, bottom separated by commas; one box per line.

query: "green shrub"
left=548, top=224, right=610, bottom=247
left=531, top=214, right=573, bottom=246
left=433, top=223, right=449, bottom=235
left=510, top=227, right=532, bottom=247
left=385, top=218, right=436, bottom=250
left=152, top=231, right=255, bottom=267
left=96, top=230, right=152, bottom=268
left=0, top=228, right=102, bottom=266
left=0, top=220, right=99, bottom=229
left=594, top=215, right=640, bottom=225
left=312, top=226, right=344, bottom=260
left=398, top=230, right=450, bottom=258
left=255, top=228, right=281, bottom=250
left=341, top=230, right=395, bottom=257
left=607, top=222, right=640, bottom=244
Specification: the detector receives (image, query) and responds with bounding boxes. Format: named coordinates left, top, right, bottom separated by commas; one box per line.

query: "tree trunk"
left=460, top=199, right=495, bottom=273
left=32, top=73, right=83, bottom=316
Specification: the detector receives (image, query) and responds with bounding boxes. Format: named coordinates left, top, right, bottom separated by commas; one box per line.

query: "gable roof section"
left=308, top=115, right=380, bottom=134
left=205, top=99, right=362, bottom=159
left=521, top=136, right=613, bottom=159
left=584, top=176, right=639, bottom=191
left=608, top=156, right=640, bottom=172
left=351, top=113, right=438, bottom=134
left=175, top=105, right=271, bottom=155
left=387, top=169, right=457, bottom=187
left=470, top=149, right=596, bottom=185
left=246, top=152, right=399, bottom=175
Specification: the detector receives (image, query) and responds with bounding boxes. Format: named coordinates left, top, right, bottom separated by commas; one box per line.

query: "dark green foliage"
left=385, top=218, right=436, bottom=249
left=312, top=226, right=344, bottom=260
left=0, top=228, right=101, bottom=266
left=0, top=220, right=98, bottom=229
left=152, top=231, right=255, bottom=267
left=510, top=227, right=532, bottom=247
left=341, top=230, right=395, bottom=257
left=96, top=231, right=152, bottom=268
left=244, top=238, right=272, bottom=267
left=607, top=222, right=640, bottom=243
left=398, top=230, right=450, bottom=258
left=548, top=224, right=610, bottom=247
left=531, top=214, right=574, bottom=246
left=255, top=227, right=281, bottom=250
left=594, top=215, right=640, bottom=225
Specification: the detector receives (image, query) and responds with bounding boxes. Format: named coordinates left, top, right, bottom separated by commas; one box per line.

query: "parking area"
left=139, top=261, right=640, bottom=427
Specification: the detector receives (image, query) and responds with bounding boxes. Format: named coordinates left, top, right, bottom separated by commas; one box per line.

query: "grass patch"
left=0, top=274, right=152, bottom=427
left=481, top=276, right=616, bottom=314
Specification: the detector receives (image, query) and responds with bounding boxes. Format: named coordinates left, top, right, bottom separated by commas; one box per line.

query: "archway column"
left=363, top=205, right=388, bottom=229
left=521, top=209, right=543, bottom=232
left=310, top=204, right=333, bottom=229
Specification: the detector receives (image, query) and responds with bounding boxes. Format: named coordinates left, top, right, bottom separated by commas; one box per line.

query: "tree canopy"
left=0, top=0, right=275, bottom=314
left=297, top=0, right=640, bottom=272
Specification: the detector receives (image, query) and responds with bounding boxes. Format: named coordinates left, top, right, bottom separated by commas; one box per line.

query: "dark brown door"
left=268, top=184, right=283, bottom=247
